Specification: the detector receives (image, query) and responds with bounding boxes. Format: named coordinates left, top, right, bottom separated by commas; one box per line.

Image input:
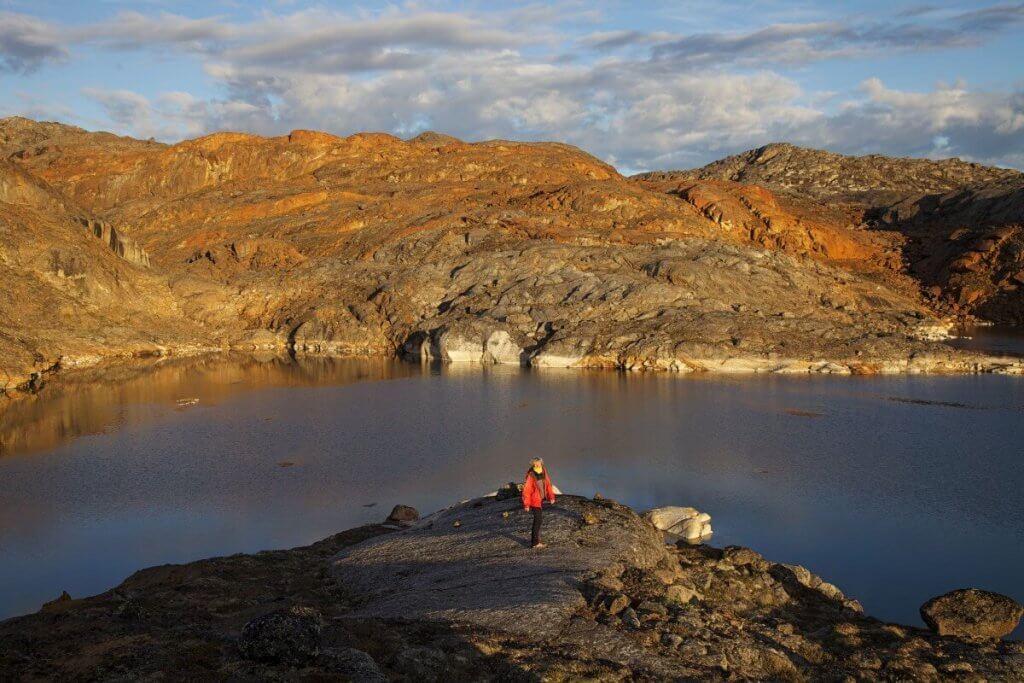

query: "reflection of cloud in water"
left=1, top=359, right=1023, bottom=633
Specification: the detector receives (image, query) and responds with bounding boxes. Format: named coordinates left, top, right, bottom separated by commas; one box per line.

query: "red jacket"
left=522, top=468, right=556, bottom=509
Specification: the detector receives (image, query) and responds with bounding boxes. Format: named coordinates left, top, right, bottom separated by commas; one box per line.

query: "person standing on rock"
left=522, top=458, right=556, bottom=548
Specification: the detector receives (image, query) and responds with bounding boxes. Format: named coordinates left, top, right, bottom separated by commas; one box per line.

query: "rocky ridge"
left=1, top=494, right=1020, bottom=681
left=639, top=142, right=1022, bottom=205
left=2, top=120, right=1024, bottom=398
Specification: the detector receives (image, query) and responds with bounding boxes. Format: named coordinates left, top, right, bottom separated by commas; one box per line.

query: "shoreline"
left=3, top=334, right=1024, bottom=408
left=1, top=494, right=1020, bottom=680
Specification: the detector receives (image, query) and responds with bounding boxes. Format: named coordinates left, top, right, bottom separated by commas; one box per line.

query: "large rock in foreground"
left=2, top=493, right=1024, bottom=680
left=330, top=495, right=668, bottom=637
left=921, top=589, right=1024, bottom=639
left=238, top=606, right=322, bottom=664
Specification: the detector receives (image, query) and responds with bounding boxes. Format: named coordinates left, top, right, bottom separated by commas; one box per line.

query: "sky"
left=1, top=1, right=1023, bottom=173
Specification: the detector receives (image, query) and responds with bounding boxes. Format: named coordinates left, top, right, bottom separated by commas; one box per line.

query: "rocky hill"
left=636, top=143, right=1024, bottom=323
left=1, top=494, right=1020, bottom=680
left=2, top=118, right=1022, bottom=396
left=639, top=142, right=1021, bottom=205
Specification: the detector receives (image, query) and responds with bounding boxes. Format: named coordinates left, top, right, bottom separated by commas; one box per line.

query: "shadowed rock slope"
left=1, top=495, right=1020, bottom=680
left=2, top=119, right=1023, bottom=397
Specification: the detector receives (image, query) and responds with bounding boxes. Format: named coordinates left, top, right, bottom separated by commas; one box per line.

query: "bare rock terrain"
left=639, top=143, right=1024, bottom=324
left=2, top=494, right=1021, bottom=681
left=2, top=119, right=1024, bottom=399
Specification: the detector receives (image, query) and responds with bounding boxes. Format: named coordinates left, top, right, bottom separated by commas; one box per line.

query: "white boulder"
left=644, top=506, right=713, bottom=542
left=482, top=330, right=523, bottom=365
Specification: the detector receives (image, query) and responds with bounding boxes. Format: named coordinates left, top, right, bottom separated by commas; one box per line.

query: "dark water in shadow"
left=1, top=354, right=1023, bottom=638
left=947, top=326, right=1024, bottom=358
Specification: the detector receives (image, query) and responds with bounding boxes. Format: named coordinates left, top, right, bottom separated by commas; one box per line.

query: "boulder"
left=920, top=589, right=1023, bottom=639
left=41, top=590, right=73, bottom=611
left=238, top=606, right=322, bottom=664
left=722, top=546, right=764, bottom=568
left=603, top=593, right=630, bottom=615
left=644, top=506, right=712, bottom=541
left=385, top=504, right=420, bottom=524
left=645, top=506, right=699, bottom=531
left=620, top=607, right=641, bottom=628
left=494, top=481, right=522, bottom=501
left=679, top=517, right=712, bottom=541
left=420, top=326, right=523, bottom=365
left=666, top=584, right=703, bottom=604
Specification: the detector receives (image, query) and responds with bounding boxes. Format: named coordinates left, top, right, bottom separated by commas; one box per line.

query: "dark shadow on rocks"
left=323, top=617, right=544, bottom=682
left=0, top=520, right=550, bottom=681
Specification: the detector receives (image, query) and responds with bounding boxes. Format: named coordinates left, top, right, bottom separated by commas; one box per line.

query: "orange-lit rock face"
left=648, top=142, right=1024, bottom=324
left=636, top=178, right=891, bottom=264
left=2, top=118, right=1020, bottom=395
left=0, top=159, right=202, bottom=393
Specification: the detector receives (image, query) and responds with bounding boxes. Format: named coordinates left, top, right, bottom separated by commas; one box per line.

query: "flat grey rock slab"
left=329, top=495, right=667, bottom=638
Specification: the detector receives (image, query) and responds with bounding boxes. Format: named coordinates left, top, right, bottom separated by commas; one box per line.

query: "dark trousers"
left=530, top=506, right=543, bottom=546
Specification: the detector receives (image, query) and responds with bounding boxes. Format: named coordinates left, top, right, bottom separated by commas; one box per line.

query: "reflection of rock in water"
left=0, top=355, right=417, bottom=458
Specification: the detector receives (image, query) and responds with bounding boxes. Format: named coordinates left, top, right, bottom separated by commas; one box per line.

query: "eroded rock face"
left=920, top=589, right=1024, bottom=639
left=0, top=158, right=206, bottom=397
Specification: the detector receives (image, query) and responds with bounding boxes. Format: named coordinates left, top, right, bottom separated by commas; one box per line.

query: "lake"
left=1, top=353, right=1023, bottom=637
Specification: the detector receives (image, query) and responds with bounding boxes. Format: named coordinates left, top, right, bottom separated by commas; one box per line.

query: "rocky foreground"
left=3, top=117, right=1024, bottom=398
left=2, top=494, right=1021, bottom=681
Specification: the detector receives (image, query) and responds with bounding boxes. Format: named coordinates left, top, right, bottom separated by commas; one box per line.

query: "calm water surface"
left=949, top=325, right=1024, bottom=357
left=1, top=354, right=1023, bottom=637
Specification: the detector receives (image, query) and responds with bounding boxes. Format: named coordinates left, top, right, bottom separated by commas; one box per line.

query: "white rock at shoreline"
left=644, top=506, right=713, bottom=541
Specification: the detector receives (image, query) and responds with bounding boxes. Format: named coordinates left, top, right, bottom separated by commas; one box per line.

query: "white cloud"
left=68, top=11, right=233, bottom=50
left=81, top=87, right=151, bottom=128
left=643, top=5, right=1024, bottom=67
left=787, top=79, right=1024, bottom=168
left=7, top=4, right=1024, bottom=172
left=0, top=11, right=67, bottom=72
